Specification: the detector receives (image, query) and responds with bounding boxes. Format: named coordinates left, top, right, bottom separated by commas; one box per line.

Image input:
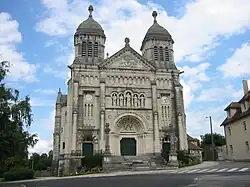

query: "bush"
left=3, top=168, right=34, bottom=181
left=177, top=150, right=190, bottom=165
left=81, top=154, right=103, bottom=170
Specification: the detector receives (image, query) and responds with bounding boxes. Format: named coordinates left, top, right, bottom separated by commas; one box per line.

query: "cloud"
left=196, top=85, right=242, bottom=102
left=218, top=42, right=250, bottom=77
left=29, top=134, right=52, bottom=155
left=36, top=0, right=250, bottom=63
left=34, top=88, right=57, bottom=95
left=30, top=97, right=54, bottom=107
left=186, top=105, right=225, bottom=138
left=0, top=12, right=38, bottom=82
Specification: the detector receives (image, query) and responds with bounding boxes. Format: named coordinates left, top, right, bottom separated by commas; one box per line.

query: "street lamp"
left=206, top=116, right=215, bottom=161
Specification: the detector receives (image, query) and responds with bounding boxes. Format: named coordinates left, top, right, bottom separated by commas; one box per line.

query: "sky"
left=0, top=0, right=250, bottom=155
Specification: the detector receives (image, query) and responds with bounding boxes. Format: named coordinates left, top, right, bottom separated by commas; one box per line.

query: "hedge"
left=81, top=154, right=103, bottom=170
left=3, top=167, right=34, bottom=181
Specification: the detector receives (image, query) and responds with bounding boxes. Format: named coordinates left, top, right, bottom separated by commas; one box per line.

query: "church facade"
left=52, top=5, right=188, bottom=175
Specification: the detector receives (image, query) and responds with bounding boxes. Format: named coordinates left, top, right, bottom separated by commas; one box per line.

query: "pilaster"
left=151, top=80, right=161, bottom=154
left=71, top=81, right=79, bottom=151
left=99, top=78, right=106, bottom=151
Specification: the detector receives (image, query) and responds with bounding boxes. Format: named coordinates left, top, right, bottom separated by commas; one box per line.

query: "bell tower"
left=73, top=5, right=106, bottom=65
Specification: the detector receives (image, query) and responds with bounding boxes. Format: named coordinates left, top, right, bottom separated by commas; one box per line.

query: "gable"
left=99, top=47, right=155, bottom=71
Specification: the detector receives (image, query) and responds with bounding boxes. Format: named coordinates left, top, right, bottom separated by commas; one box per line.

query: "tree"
left=200, top=133, right=226, bottom=147
left=0, top=61, right=38, bottom=173
left=28, top=150, right=53, bottom=171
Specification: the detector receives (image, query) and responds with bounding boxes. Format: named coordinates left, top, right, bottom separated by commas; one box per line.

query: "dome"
left=141, top=11, right=173, bottom=50
left=75, top=5, right=105, bottom=37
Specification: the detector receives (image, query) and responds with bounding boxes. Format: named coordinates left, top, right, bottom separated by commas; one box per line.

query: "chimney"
left=242, top=80, right=249, bottom=94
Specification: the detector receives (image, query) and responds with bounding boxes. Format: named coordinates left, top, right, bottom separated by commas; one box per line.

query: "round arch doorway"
left=120, top=138, right=136, bottom=156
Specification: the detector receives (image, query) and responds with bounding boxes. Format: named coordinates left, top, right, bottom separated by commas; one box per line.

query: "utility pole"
left=206, top=116, right=215, bottom=161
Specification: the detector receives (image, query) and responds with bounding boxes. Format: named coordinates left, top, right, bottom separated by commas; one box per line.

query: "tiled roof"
left=224, top=102, right=241, bottom=111
left=220, top=108, right=250, bottom=126
left=239, top=90, right=250, bottom=103
left=188, top=141, right=202, bottom=150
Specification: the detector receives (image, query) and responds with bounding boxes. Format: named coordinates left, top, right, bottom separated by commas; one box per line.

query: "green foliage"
left=0, top=61, right=37, bottom=175
left=81, top=154, right=103, bottom=170
left=177, top=150, right=201, bottom=168
left=3, top=167, right=34, bottom=181
left=28, top=151, right=53, bottom=171
left=200, top=133, right=225, bottom=147
left=177, top=150, right=190, bottom=165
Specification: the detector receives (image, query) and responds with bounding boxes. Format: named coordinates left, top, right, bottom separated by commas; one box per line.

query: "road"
left=2, top=173, right=250, bottom=187
left=1, top=161, right=250, bottom=187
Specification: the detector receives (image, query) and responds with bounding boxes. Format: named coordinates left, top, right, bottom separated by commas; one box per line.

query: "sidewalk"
left=1, top=161, right=220, bottom=184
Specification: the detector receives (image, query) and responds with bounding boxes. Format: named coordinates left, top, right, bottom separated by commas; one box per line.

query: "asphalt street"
left=2, top=172, right=250, bottom=187
left=1, top=162, right=250, bottom=187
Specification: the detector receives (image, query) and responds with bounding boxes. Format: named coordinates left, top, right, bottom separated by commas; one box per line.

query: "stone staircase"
left=103, top=155, right=173, bottom=172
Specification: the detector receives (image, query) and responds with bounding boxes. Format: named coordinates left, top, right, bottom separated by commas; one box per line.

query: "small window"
left=165, top=47, right=169, bottom=61
left=228, top=127, right=231, bottom=135
left=62, top=142, right=65, bottom=149
left=82, top=41, right=86, bottom=56
left=229, top=145, right=233, bottom=154
left=159, top=46, right=164, bottom=61
left=94, top=42, right=98, bottom=57
left=153, top=46, right=158, bottom=61
left=246, top=141, right=249, bottom=152
left=88, top=42, right=92, bottom=57
left=243, top=121, right=247, bottom=131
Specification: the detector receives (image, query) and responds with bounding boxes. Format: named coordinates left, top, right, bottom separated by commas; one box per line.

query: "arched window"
left=165, top=47, right=169, bottom=61
left=94, top=42, right=98, bottom=57
left=88, top=42, right=92, bottom=57
left=82, top=41, right=86, bottom=56
left=159, top=46, right=164, bottom=61
left=154, top=46, right=158, bottom=61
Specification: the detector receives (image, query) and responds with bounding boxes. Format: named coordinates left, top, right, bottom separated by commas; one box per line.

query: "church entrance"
left=120, top=138, right=136, bottom=156
left=82, top=143, right=93, bottom=156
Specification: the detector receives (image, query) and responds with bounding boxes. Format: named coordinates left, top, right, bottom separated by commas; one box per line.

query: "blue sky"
left=1, top=0, right=250, bottom=154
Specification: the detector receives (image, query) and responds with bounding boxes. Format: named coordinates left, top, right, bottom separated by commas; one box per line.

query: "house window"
left=243, top=121, right=247, bottom=131
left=246, top=141, right=249, bottom=152
left=228, top=127, right=231, bottom=135
left=229, top=145, right=233, bottom=154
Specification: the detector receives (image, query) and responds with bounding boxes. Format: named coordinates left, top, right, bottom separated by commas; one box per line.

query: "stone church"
left=52, top=5, right=188, bottom=175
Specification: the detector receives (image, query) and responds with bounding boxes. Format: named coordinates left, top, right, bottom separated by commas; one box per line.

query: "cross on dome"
left=152, top=11, right=157, bottom=23
left=88, top=5, right=94, bottom=17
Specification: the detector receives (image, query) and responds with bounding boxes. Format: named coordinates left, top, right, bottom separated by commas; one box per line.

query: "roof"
left=188, top=142, right=202, bottom=150
left=220, top=108, right=250, bottom=126
left=140, top=11, right=173, bottom=50
left=224, top=102, right=241, bottom=111
left=221, top=87, right=250, bottom=126
left=239, top=90, right=250, bottom=103
left=75, top=5, right=105, bottom=37
left=187, top=134, right=199, bottom=141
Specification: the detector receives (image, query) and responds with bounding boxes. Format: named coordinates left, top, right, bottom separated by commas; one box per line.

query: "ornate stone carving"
left=111, top=90, right=146, bottom=108
left=117, top=116, right=142, bottom=132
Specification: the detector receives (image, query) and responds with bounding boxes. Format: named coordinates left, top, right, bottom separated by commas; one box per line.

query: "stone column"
left=168, top=124, right=178, bottom=167
left=178, top=113, right=185, bottom=150
left=71, top=81, right=79, bottom=151
left=100, top=78, right=106, bottom=151
left=104, top=123, right=111, bottom=156
left=151, top=80, right=161, bottom=154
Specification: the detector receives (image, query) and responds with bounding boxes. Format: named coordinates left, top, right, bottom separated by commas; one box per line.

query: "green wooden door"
left=120, top=138, right=136, bottom=156
left=82, top=143, right=93, bottom=156
left=162, top=143, right=170, bottom=162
